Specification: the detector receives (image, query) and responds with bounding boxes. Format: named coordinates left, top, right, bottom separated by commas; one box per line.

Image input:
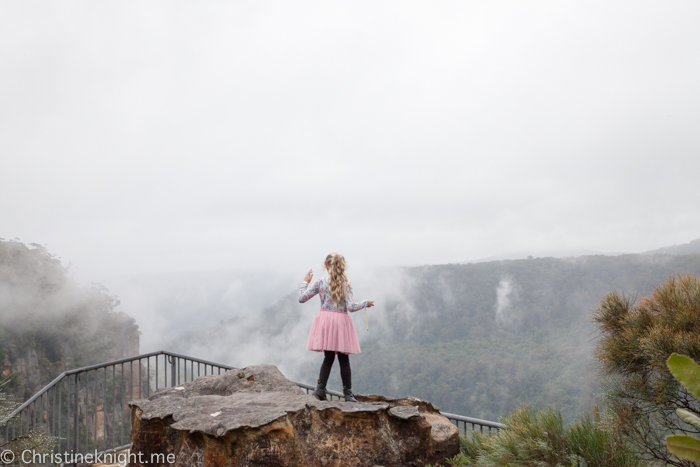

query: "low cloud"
left=495, top=277, right=515, bottom=325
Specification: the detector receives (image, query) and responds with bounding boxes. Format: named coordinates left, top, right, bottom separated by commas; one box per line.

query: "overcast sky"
left=2, top=1, right=699, bottom=281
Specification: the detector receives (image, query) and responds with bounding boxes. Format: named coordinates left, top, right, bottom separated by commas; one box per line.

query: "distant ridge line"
left=642, top=238, right=700, bottom=256
left=463, top=238, right=700, bottom=264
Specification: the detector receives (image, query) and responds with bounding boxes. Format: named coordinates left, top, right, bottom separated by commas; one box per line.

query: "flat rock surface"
left=129, top=364, right=459, bottom=467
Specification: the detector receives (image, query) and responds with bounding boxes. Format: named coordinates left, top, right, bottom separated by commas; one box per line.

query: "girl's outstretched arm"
left=299, top=273, right=322, bottom=303
left=344, top=282, right=369, bottom=312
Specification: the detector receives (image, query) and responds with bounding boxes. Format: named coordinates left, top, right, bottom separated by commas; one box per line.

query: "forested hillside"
left=351, top=254, right=700, bottom=422
left=170, top=252, right=700, bottom=424
left=0, top=240, right=139, bottom=401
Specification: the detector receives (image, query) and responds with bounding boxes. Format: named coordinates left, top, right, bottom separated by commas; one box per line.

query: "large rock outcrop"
left=129, top=364, right=459, bottom=467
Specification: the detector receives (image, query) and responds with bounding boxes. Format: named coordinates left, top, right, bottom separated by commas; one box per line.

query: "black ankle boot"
left=343, top=386, right=358, bottom=403
left=312, top=380, right=327, bottom=401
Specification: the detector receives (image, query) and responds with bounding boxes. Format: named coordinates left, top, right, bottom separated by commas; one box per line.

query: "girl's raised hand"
left=303, top=269, right=314, bottom=283
left=366, top=300, right=375, bottom=308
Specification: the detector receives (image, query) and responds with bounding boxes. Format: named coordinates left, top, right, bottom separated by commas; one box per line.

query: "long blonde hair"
left=325, top=253, right=348, bottom=306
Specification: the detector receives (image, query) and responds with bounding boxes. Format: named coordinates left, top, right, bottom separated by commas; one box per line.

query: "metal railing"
left=3, top=351, right=502, bottom=463
left=441, top=412, right=504, bottom=433
left=2, top=350, right=234, bottom=460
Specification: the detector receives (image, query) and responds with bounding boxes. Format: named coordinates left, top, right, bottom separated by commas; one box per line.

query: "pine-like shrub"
left=592, top=274, right=700, bottom=466
left=460, top=406, right=642, bottom=467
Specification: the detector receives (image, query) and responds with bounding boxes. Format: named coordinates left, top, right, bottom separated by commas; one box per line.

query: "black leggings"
left=318, top=351, right=351, bottom=389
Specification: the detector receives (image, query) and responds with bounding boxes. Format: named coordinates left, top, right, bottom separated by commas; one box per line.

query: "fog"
left=495, top=278, right=514, bottom=325
left=104, top=264, right=415, bottom=380
left=2, top=2, right=700, bottom=376
left=104, top=269, right=297, bottom=351
left=1, top=1, right=699, bottom=286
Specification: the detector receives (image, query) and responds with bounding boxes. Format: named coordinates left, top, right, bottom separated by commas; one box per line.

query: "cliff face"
left=0, top=240, right=139, bottom=401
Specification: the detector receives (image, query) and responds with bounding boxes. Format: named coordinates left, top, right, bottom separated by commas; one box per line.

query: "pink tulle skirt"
left=307, top=309, right=361, bottom=355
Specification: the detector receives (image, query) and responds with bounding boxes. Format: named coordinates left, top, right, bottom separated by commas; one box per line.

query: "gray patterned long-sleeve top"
left=298, top=276, right=367, bottom=313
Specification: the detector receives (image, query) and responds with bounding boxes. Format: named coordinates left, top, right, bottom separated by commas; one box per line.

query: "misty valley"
left=3, top=238, right=700, bottom=426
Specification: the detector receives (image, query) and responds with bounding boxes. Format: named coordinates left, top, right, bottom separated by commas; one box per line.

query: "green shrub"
left=568, top=412, right=641, bottom=466
left=460, top=406, right=642, bottom=467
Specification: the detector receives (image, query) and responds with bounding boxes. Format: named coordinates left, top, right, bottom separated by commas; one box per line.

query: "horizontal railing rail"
left=441, top=412, right=505, bottom=433
left=3, top=351, right=502, bottom=465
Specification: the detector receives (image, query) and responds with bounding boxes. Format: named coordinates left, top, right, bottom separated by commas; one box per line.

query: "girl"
left=299, top=253, right=374, bottom=402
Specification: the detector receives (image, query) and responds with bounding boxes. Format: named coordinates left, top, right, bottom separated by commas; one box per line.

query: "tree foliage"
left=593, top=274, right=700, bottom=466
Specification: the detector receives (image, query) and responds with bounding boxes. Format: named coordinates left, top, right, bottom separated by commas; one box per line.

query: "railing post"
left=170, top=357, right=176, bottom=387
left=74, top=373, right=79, bottom=455
left=86, top=371, right=89, bottom=452
left=58, top=381, right=62, bottom=453
left=103, top=366, right=107, bottom=452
